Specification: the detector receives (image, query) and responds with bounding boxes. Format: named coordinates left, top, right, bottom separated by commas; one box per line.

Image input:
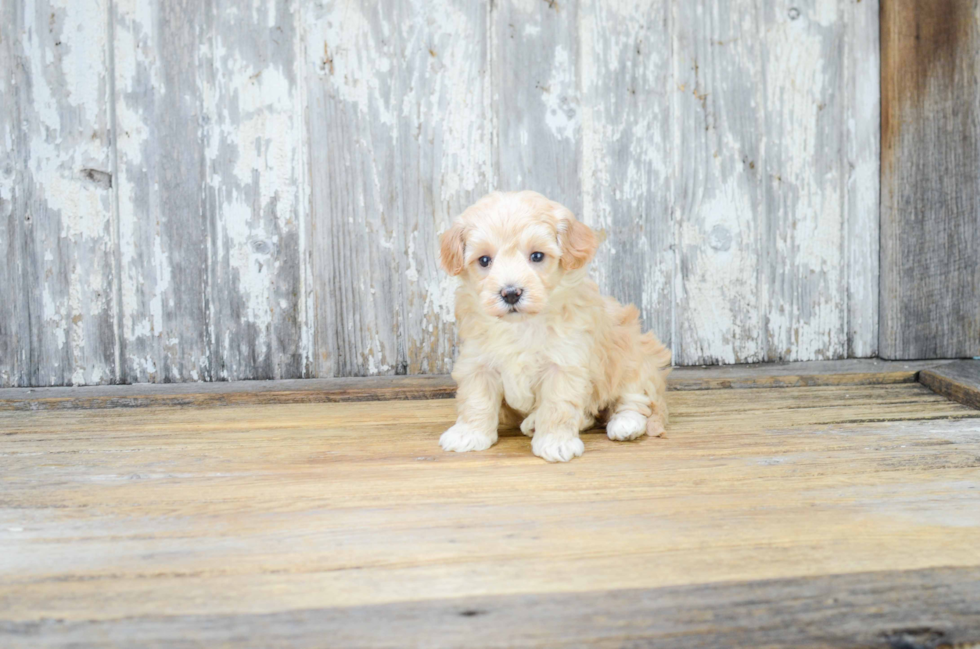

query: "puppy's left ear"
left=555, top=204, right=598, bottom=270
left=439, top=222, right=468, bottom=276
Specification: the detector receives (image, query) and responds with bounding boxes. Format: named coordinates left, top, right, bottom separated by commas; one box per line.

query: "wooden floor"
left=3, top=381, right=980, bottom=647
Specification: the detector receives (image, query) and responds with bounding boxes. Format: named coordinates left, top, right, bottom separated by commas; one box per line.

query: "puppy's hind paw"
left=647, top=414, right=667, bottom=438
left=606, top=410, right=647, bottom=441
left=519, top=411, right=536, bottom=437
left=440, top=423, right=496, bottom=453
left=532, top=435, right=585, bottom=463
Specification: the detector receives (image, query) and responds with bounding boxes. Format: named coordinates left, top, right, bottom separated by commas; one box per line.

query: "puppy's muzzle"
left=500, top=286, right=523, bottom=306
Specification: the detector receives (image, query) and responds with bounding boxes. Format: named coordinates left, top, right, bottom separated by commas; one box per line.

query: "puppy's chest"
left=488, top=322, right=584, bottom=414
left=496, top=348, right=542, bottom=413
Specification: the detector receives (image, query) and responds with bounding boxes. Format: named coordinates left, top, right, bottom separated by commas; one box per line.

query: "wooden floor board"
left=920, top=360, right=980, bottom=410
left=6, top=567, right=978, bottom=649
left=0, top=359, right=957, bottom=411
left=2, top=383, right=980, bottom=646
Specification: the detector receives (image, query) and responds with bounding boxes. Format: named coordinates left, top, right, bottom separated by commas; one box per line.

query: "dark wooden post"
left=880, top=0, right=980, bottom=359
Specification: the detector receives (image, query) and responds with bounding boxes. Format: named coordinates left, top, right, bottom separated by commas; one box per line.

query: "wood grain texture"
left=845, top=0, right=880, bottom=358
left=305, top=0, right=491, bottom=377
left=667, top=358, right=954, bottom=390
left=0, top=0, right=116, bottom=387
left=880, top=0, right=980, bottom=359
left=4, top=0, right=882, bottom=385
left=112, top=0, right=212, bottom=382
left=673, top=0, right=877, bottom=365
left=205, top=0, right=312, bottom=381
left=493, top=0, right=580, bottom=213
left=0, top=359, right=954, bottom=411
left=580, top=0, right=673, bottom=352
left=672, top=0, right=766, bottom=364
left=6, top=567, right=979, bottom=648
left=0, top=375, right=457, bottom=411
left=760, top=1, right=848, bottom=363
left=1, top=384, right=979, bottom=645
left=112, top=0, right=311, bottom=383
left=920, top=360, right=980, bottom=410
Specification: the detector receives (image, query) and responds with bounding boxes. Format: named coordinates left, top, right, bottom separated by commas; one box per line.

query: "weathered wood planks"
left=1, top=385, right=979, bottom=645
left=112, top=0, right=212, bottom=383
left=844, top=0, right=881, bottom=359
left=580, top=0, right=674, bottom=354
left=920, top=360, right=980, bottom=410
left=673, top=0, right=880, bottom=365
left=672, top=0, right=768, bottom=364
left=205, top=0, right=311, bottom=381
left=0, top=374, right=457, bottom=411
left=112, top=0, right=312, bottom=383
left=667, top=357, right=953, bottom=391
left=1, top=0, right=882, bottom=386
left=7, top=567, right=977, bottom=648
left=0, top=1, right=117, bottom=387
left=880, top=0, right=980, bottom=359
left=0, top=358, right=957, bottom=411
left=305, top=0, right=490, bottom=377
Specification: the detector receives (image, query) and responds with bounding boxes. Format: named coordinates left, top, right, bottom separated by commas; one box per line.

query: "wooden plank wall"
left=0, top=0, right=116, bottom=386
left=880, top=0, right=980, bottom=359
left=0, top=0, right=880, bottom=387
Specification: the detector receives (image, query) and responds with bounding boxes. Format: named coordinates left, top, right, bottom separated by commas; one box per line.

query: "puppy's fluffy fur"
left=438, top=191, right=671, bottom=462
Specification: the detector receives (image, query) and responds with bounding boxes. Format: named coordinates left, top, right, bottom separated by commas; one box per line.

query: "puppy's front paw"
left=606, top=410, right=647, bottom=441
left=519, top=411, right=536, bottom=437
left=440, top=423, right=496, bottom=453
left=532, top=434, right=585, bottom=463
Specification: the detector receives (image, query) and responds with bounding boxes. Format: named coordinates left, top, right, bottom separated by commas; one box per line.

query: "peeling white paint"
left=61, top=1, right=106, bottom=116
left=424, top=275, right=459, bottom=325
left=413, top=0, right=490, bottom=203
left=2, top=0, right=882, bottom=386
left=763, top=6, right=845, bottom=361
left=678, top=176, right=762, bottom=364
left=578, top=9, right=596, bottom=229
left=115, top=1, right=158, bottom=354
left=5, top=0, right=116, bottom=387
left=844, top=0, right=880, bottom=358
left=810, top=0, right=839, bottom=28
left=542, top=45, right=579, bottom=142
left=205, top=0, right=311, bottom=379
left=43, top=288, right=66, bottom=351
left=310, top=2, right=393, bottom=127
left=405, top=231, right=419, bottom=283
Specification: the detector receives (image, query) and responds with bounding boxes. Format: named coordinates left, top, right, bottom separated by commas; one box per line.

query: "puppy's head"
left=439, top=191, right=597, bottom=319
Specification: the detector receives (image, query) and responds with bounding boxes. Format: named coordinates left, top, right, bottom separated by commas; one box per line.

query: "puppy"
left=437, top=191, right=671, bottom=462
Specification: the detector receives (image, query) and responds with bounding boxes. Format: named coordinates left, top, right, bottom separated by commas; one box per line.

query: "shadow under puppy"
left=439, top=191, right=671, bottom=462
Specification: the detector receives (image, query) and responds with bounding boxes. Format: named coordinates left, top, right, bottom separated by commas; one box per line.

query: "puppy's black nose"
left=501, top=286, right=523, bottom=305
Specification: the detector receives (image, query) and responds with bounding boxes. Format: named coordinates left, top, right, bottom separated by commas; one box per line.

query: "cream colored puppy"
left=438, top=191, right=671, bottom=462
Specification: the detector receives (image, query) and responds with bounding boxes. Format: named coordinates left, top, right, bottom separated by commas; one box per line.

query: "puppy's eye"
left=478, top=256, right=492, bottom=268
left=530, top=252, right=545, bottom=263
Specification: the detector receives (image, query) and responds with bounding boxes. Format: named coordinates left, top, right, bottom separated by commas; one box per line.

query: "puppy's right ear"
left=439, top=223, right=467, bottom=276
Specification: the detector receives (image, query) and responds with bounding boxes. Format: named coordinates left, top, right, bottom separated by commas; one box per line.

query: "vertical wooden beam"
left=112, top=0, right=212, bottom=382
left=493, top=0, right=581, bottom=215
left=671, top=0, right=870, bottom=365
left=880, top=0, right=980, bottom=359
left=304, top=0, right=491, bottom=377
left=113, top=0, right=313, bottom=383
left=0, top=0, right=117, bottom=387
left=672, top=1, right=767, bottom=365
left=845, top=0, right=882, bottom=358
left=578, top=0, right=673, bottom=353
left=205, top=0, right=311, bottom=381
left=758, top=1, right=853, bottom=363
